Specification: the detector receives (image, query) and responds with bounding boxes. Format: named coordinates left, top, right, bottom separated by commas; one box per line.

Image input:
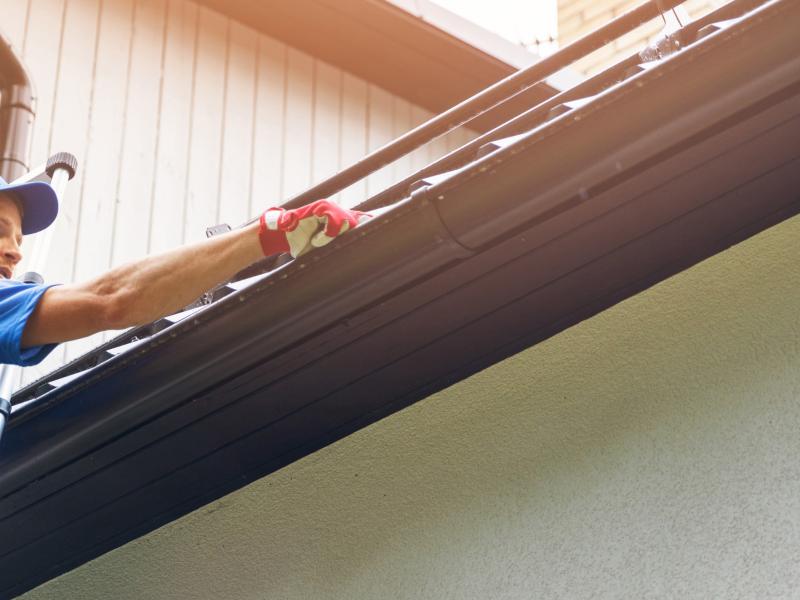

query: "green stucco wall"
left=23, top=213, right=800, bottom=599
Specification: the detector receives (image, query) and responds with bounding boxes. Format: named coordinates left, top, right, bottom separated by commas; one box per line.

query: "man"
left=0, top=176, right=368, bottom=367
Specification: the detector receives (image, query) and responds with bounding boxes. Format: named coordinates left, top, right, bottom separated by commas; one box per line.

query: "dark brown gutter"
left=0, top=32, right=34, bottom=182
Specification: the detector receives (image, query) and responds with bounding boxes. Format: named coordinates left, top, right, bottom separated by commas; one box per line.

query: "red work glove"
left=258, top=199, right=372, bottom=258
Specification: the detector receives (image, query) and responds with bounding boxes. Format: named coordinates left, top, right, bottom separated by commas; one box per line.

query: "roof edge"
left=383, top=0, right=541, bottom=70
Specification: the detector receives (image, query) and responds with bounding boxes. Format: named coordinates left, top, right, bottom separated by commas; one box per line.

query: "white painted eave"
left=385, top=0, right=582, bottom=91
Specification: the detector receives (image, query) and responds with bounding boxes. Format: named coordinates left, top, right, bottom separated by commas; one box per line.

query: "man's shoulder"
left=0, top=279, right=50, bottom=305
left=0, top=279, right=38, bottom=292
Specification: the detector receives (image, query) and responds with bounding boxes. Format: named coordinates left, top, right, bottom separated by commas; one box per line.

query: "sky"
left=430, top=0, right=559, bottom=55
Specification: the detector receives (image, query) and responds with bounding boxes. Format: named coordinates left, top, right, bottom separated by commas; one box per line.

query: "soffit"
left=193, top=0, right=558, bottom=131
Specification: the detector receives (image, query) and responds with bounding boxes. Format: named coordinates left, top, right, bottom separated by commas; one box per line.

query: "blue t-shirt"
left=0, top=280, right=58, bottom=366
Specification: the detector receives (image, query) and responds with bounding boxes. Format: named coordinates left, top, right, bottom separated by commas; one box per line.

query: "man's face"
left=0, top=193, right=23, bottom=279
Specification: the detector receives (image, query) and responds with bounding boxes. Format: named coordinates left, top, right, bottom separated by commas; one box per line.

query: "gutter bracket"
left=639, top=4, right=690, bottom=62
left=413, top=184, right=474, bottom=260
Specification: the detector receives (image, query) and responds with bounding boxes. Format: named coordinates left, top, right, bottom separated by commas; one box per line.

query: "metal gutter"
left=433, top=0, right=799, bottom=247
left=1, top=0, right=798, bottom=596
left=357, top=0, right=770, bottom=213
left=3, top=198, right=469, bottom=473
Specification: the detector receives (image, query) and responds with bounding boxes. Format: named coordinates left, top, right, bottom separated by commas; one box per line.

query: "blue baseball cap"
left=0, top=177, right=58, bottom=235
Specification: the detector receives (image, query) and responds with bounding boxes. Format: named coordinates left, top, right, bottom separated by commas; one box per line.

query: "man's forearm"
left=96, top=222, right=263, bottom=326
left=20, top=199, right=368, bottom=348
left=21, top=223, right=263, bottom=347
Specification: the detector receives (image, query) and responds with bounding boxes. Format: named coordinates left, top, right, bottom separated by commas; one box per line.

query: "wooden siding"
left=0, top=0, right=474, bottom=384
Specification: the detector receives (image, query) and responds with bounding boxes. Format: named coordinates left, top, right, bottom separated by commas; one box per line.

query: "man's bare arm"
left=21, top=222, right=263, bottom=347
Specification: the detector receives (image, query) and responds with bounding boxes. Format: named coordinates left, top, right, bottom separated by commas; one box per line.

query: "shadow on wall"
left=25, top=214, right=800, bottom=599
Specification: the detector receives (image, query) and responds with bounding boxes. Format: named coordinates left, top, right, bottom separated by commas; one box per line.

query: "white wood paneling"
left=183, top=6, right=226, bottom=244
left=311, top=60, right=341, bottom=196
left=0, top=0, right=25, bottom=313
left=0, top=0, right=29, bottom=50
left=250, top=35, right=286, bottom=214
left=111, top=0, right=167, bottom=268
left=282, top=47, right=313, bottom=200
left=218, top=20, right=257, bottom=228
left=61, top=0, right=136, bottom=364
left=339, top=73, right=367, bottom=208
left=23, top=0, right=66, bottom=167
left=16, top=0, right=67, bottom=358
left=8, top=0, right=477, bottom=384
left=149, top=0, right=197, bottom=255
left=42, top=0, right=100, bottom=283
left=410, top=105, right=433, bottom=172
left=391, top=96, right=412, bottom=184
left=365, top=84, right=394, bottom=197
left=45, top=0, right=102, bottom=365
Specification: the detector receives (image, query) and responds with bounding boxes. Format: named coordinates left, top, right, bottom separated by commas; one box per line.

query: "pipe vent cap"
left=45, top=152, right=78, bottom=180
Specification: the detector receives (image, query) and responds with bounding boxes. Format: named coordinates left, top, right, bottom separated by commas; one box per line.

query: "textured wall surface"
left=19, top=210, right=800, bottom=596
left=0, top=0, right=471, bottom=384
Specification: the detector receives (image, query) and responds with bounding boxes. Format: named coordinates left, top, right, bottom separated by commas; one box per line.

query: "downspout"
left=0, top=31, right=34, bottom=182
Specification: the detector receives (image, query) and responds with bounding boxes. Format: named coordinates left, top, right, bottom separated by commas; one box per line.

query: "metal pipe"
left=233, top=0, right=690, bottom=279
left=355, top=0, right=770, bottom=212
left=356, top=0, right=766, bottom=211
left=359, top=56, right=642, bottom=211
left=24, top=153, right=78, bottom=270
left=0, top=32, right=34, bottom=182
left=264, top=0, right=689, bottom=214
left=232, top=0, right=766, bottom=283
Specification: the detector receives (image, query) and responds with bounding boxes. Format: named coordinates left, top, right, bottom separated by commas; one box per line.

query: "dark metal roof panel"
left=1, top=1, right=799, bottom=596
